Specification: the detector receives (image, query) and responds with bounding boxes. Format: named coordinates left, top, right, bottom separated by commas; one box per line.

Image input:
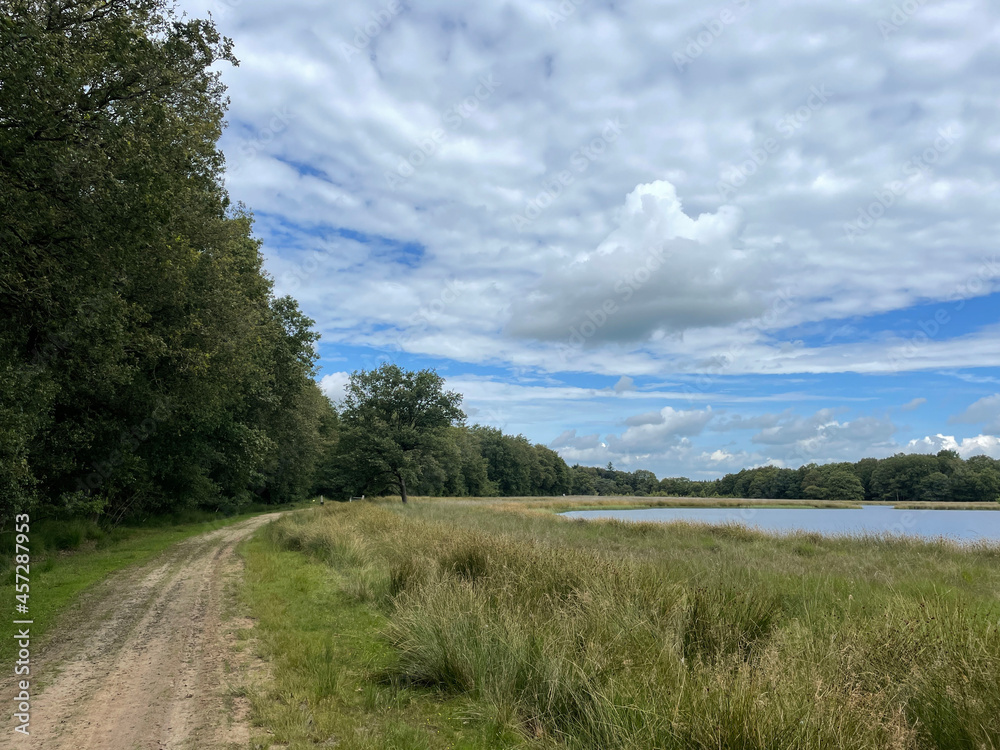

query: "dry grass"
left=260, top=499, right=1000, bottom=749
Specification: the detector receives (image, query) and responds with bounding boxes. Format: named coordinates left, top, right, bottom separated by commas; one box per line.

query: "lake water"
left=561, top=505, right=1000, bottom=542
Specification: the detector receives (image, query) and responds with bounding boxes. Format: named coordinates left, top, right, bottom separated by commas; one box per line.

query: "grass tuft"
left=249, top=500, right=1000, bottom=749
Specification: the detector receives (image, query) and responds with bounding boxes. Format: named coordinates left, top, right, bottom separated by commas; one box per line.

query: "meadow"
left=243, top=498, right=1000, bottom=749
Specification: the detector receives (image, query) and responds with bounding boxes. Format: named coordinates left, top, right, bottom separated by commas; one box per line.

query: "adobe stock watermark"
left=28, top=297, right=102, bottom=372
left=717, top=84, right=830, bottom=200
left=545, top=0, right=586, bottom=29
left=392, top=278, right=465, bottom=352
left=280, top=248, right=329, bottom=293
left=556, top=243, right=672, bottom=360
left=886, top=254, right=1000, bottom=372
left=508, top=117, right=627, bottom=232
left=882, top=508, right=930, bottom=536
left=74, top=399, right=174, bottom=494
left=843, top=125, right=960, bottom=243
left=673, top=0, right=751, bottom=72
left=228, top=107, right=295, bottom=175
left=878, top=0, right=929, bottom=41
left=277, top=224, right=359, bottom=293
left=339, top=0, right=406, bottom=60
left=469, top=406, right=511, bottom=432
left=678, top=286, right=798, bottom=401
left=384, top=74, right=501, bottom=190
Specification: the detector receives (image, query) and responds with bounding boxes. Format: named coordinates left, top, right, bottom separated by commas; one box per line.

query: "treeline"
left=318, top=423, right=575, bottom=499
left=1, top=0, right=336, bottom=524
left=656, top=453, right=1000, bottom=504
left=313, top=364, right=674, bottom=501
left=313, top=365, right=575, bottom=501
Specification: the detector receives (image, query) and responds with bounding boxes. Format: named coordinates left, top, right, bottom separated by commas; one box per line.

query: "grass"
left=239, top=526, right=532, bottom=749
left=0, top=502, right=307, bottom=666
left=386, top=496, right=1000, bottom=513
left=385, top=496, right=866, bottom=511
left=250, top=498, right=1000, bottom=749
left=890, top=502, right=1000, bottom=510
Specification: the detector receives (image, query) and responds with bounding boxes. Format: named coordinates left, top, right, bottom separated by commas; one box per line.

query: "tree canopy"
left=0, top=0, right=334, bottom=525
left=652, top=451, right=1000, bottom=504
left=336, top=364, right=465, bottom=503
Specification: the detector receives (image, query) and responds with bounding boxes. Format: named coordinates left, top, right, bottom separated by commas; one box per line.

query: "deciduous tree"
left=337, top=365, right=465, bottom=503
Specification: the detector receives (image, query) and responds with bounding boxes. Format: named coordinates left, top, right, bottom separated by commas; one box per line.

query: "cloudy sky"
left=180, top=0, right=1000, bottom=478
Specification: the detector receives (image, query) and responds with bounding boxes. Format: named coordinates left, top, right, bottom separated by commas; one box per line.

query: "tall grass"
left=267, top=501, right=1000, bottom=749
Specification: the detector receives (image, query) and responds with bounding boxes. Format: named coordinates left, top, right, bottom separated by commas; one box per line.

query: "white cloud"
left=901, top=397, right=927, bottom=412
left=547, top=405, right=713, bottom=470
left=612, top=406, right=714, bottom=448
left=906, top=434, right=1000, bottom=459
left=748, top=409, right=899, bottom=465
left=613, top=376, right=637, bottom=393
left=168, top=0, right=1000, bottom=378
left=506, top=181, right=770, bottom=346
left=624, top=410, right=667, bottom=427
left=163, top=0, right=1000, bottom=480
left=319, top=371, right=351, bottom=403
left=949, top=393, right=1000, bottom=434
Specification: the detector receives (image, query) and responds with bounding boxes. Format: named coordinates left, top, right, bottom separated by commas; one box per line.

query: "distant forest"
left=2, top=1, right=996, bottom=528
left=584, top=453, right=1000, bottom=504
left=332, top=429, right=1000, bottom=506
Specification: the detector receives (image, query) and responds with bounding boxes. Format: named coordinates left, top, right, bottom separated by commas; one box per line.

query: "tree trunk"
left=399, top=474, right=408, bottom=504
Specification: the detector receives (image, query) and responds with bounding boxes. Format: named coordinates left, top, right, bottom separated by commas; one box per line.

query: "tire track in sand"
left=2, top=512, right=283, bottom=750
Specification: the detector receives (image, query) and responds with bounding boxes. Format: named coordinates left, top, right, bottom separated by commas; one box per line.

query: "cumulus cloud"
left=624, top=410, right=667, bottom=427
left=506, top=181, right=771, bottom=346
left=548, top=405, right=713, bottom=469
left=172, top=0, right=1000, bottom=377
left=550, top=429, right=603, bottom=452
left=319, top=371, right=351, bottom=402
left=906, top=434, right=1000, bottom=459
left=901, top=397, right=927, bottom=411
left=612, top=406, right=714, bottom=448
left=949, top=394, right=1000, bottom=434
left=167, top=0, right=1000, bottom=479
left=749, top=409, right=898, bottom=464
left=711, top=413, right=785, bottom=432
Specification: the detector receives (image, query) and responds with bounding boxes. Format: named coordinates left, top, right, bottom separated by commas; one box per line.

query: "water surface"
left=561, top=505, right=1000, bottom=541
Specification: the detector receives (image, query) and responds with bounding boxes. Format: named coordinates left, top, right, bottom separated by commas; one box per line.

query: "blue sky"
left=180, top=0, right=1000, bottom=478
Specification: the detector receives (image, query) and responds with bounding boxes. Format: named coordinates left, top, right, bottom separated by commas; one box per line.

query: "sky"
left=178, top=0, right=1000, bottom=479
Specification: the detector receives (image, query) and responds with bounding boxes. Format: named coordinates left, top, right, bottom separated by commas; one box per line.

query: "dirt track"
left=3, top=513, right=282, bottom=750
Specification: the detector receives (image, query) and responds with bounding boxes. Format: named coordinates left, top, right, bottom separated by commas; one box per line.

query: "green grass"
left=240, top=527, right=533, bottom=749
left=0, top=503, right=306, bottom=666
left=253, top=499, right=1000, bottom=749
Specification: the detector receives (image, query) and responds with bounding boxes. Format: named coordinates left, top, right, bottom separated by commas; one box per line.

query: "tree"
left=747, top=466, right=780, bottom=499
left=630, top=469, right=659, bottom=496
left=853, top=458, right=879, bottom=501
left=453, top=428, right=496, bottom=497
left=337, top=364, right=465, bottom=503
left=918, top=471, right=951, bottom=503
left=473, top=427, right=537, bottom=496
left=870, top=454, right=941, bottom=502
left=951, top=456, right=1000, bottom=503
left=531, top=444, right=572, bottom=495
left=1, top=0, right=336, bottom=523
left=802, top=464, right=864, bottom=502
left=570, top=466, right=598, bottom=495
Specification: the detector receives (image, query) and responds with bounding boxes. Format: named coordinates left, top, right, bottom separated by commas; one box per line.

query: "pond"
left=560, top=505, right=1000, bottom=542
